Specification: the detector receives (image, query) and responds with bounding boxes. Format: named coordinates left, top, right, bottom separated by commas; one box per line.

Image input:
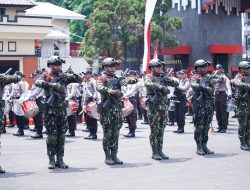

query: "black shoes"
left=82, top=128, right=89, bottom=132
left=173, top=127, right=184, bottom=134
left=168, top=122, right=174, bottom=126
left=66, top=131, right=75, bottom=137
left=0, top=166, right=6, bottom=174
left=123, top=132, right=135, bottom=138
left=31, top=133, right=43, bottom=139
left=84, top=134, right=97, bottom=140
left=13, top=130, right=24, bottom=136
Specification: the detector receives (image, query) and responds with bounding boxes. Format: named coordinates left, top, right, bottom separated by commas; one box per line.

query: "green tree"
left=82, top=0, right=182, bottom=65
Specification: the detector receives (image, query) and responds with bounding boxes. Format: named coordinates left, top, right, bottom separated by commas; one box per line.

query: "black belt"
left=215, top=91, right=226, bottom=95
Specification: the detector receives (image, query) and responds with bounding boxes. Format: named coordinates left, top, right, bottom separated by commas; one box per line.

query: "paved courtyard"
left=0, top=114, right=249, bottom=190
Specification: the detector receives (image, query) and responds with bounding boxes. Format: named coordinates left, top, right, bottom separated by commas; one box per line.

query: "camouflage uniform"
left=145, top=59, right=179, bottom=160
left=0, top=74, right=21, bottom=173
left=96, top=57, right=125, bottom=165
left=191, top=59, right=215, bottom=155
left=35, top=56, right=82, bottom=169
left=233, top=61, right=250, bottom=151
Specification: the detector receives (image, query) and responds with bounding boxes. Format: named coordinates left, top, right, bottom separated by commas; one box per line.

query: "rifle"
left=150, top=68, right=173, bottom=104
left=102, top=68, right=130, bottom=109
left=196, top=70, right=219, bottom=103
left=4, top=68, right=12, bottom=75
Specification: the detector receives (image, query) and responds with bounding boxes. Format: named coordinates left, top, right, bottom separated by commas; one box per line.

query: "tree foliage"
left=82, top=0, right=182, bottom=64
left=36, top=0, right=182, bottom=65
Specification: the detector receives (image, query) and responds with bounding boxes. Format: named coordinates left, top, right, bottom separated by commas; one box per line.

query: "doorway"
left=0, top=60, right=19, bottom=74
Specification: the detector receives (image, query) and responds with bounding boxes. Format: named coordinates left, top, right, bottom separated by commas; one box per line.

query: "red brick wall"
left=23, top=57, right=38, bottom=87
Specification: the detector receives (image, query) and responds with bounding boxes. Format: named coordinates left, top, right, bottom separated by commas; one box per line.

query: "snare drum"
left=21, top=100, right=39, bottom=119
left=86, top=101, right=99, bottom=120
left=67, top=100, right=78, bottom=116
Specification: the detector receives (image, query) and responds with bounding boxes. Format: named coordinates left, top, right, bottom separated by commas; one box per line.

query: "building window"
left=8, top=41, right=16, bottom=52
left=0, top=8, right=5, bottom=16
left=0, top=41, right=3, bottom=52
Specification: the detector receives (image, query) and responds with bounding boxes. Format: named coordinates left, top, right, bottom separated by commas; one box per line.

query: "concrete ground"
left=0, top=114, right=249, bottom=190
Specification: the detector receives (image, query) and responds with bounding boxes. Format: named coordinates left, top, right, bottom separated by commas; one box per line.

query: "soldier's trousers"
left=237, top=113, right=250, bottom=146
left=126, top=97, right=137, bottom=133
left=148, top=110, right=167, bottom=154
left=45, top=114, right=66, bottom=159
left=100, top=109, right=122, bottom=152
left=193, top=99, right=213, bottom=146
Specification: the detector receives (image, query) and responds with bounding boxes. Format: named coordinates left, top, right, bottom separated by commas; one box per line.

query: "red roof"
left=0, top=0, right=36, bottom=7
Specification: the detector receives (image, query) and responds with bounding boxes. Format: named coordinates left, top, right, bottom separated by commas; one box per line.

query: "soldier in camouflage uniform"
left=191, top=59, right=216, bottom=155
left=35, top=56, right=83, bottom=169
left=145, top=59, right=179, bottom=160
left=96, top=57, right=124, bottom=165
left=231, top=61, right=250, bottom=151
left=0, top=72, right=21, bottom=173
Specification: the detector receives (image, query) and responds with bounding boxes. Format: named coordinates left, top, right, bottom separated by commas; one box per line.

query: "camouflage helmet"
left=102, top=57, right=118, bottom=67
left=148, top=59, right=162, bottom=68
left=47, top=56, right=65, bottom=67
left=194, top=59, right=207, bottom=67
left=238, top=61, right=250, bottom=69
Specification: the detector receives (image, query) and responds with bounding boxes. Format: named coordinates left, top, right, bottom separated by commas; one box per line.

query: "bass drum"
left=67, top=100, right=78, bottom=116
left=86, top=101, right=99, bottom=120
left=21, top=100, right=39, bottom=119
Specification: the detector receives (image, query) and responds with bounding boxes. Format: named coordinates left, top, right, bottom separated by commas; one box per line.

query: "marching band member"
left=28, top=70, right=44, bottom=139
left=11, top=72, right=29, bottom=136
left=123, top=70, right=140, bottom=138
left=66, top=81, right=81, bottom=137
left=0, top=72, right=21, bottom=174
left=82, top=69, right=98, bottom=140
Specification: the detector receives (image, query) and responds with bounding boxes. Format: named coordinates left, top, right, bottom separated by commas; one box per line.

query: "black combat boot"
left=239, top=137, right=250, bottom=151
left=1, top=127, right=6, bottom=134
left=48, top=157, right=56, bottom=169
left=245, top=134, right=250, bottom=149
left=158, top=148, right=169, bottom=160
left=105, top=151, right=115, bottom=165
left=55, top=157, right=69, bottom=169
left=202, top=142, right=214, bottom=154
left=111, top=150, right=123, bottom=164
left=196, top=142, right=205, bottom=155
left=31, top=131, right=43, bottom=139
left=13, top=129, right=24, bottom=136
left=0, top=166, right=5, bottom=174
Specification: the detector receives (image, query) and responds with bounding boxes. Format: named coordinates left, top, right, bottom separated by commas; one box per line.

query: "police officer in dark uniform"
left=35, top=56, right=83, bottom=169
left=174, top=69, right=190, bottom=133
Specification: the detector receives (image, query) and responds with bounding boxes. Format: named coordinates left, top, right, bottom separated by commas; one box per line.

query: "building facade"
left=0, top=0, right=52, bottom=85
left=164, top=0, right=246, bottom=75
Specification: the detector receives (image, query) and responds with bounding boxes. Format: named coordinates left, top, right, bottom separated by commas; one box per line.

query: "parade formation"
left=0, top=56, right=250, bottom=174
